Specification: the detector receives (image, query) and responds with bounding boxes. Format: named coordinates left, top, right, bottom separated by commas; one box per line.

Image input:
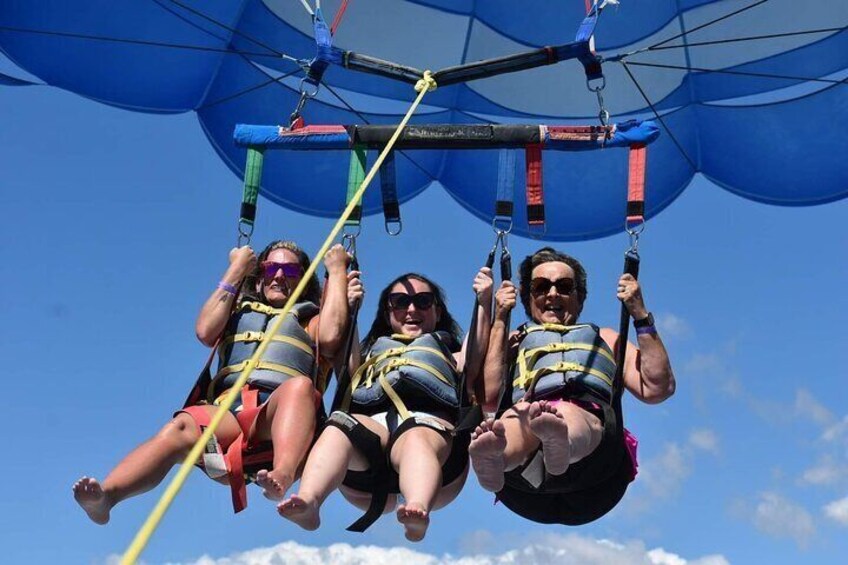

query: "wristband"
left=635, top=325, right=657, bottom=335
left=217, top=281, right=238, bottom=295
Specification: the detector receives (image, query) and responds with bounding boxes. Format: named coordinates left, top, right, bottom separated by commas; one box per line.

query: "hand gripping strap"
left=325, top=411, right=391, bottom=532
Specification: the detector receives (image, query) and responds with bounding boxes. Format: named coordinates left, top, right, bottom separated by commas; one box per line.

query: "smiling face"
left=528, top=261, right=583, bottom=325
left=257, top=248, right=303, bottom=308
left=386, top=276, right=441, bottom=337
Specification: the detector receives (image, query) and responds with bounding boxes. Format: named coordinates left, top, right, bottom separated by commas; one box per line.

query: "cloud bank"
left=165, top=535, right=729, bottom=565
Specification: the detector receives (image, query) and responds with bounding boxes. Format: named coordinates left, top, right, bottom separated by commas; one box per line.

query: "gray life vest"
left=511, top=323, right=616, bottom=404
left=212, top=300, right=319, bottom=395
left=349, top=331, right=460, bottom=415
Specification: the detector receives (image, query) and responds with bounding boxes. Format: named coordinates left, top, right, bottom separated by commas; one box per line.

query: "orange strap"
left=627, top=143, right=646, bottom=227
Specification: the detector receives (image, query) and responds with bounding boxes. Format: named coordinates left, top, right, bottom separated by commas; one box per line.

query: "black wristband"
left=633, top=312, right=654, bottom=328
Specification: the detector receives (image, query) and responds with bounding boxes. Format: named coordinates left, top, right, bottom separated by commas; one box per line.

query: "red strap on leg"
left=525, top=143, right=545, bottom=226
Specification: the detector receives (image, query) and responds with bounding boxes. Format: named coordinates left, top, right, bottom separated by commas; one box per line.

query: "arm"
left=478, top=281, right=517, bottom=413
left=332, top=269, right=364, bottom=379
left=604, top=273, right=675, bottom=404
left=307, top=244, right=351, bottom=359
left=195, top=246, right=256, bottom=347
left=457, top=267, right=494, bottom=397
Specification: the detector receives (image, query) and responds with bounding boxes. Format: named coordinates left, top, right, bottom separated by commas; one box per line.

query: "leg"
left=73, top=406, right=241, bottom=524
left=253, top=377, right=317, bottom=500
left=390, top=425, right=451, bottom=542
left=278, top=414, right=387, bottom=531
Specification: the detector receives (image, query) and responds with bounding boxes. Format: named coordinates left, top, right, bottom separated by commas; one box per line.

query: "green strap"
left=239, top=147, right=264, bottom=243
left=345, top=144, right=366, bottom=227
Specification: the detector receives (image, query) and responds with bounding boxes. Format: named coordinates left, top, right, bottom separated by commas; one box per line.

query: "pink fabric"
left=623, top=428, right=639, bottom=481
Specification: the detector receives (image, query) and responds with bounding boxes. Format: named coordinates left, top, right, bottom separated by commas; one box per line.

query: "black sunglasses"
left=530, top=277, right=576, bottom=297
left=388, top=292, right=436, bottom=310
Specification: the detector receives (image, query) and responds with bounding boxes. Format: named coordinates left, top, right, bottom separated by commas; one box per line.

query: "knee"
left=279, top=376, right=316, bottom=399
left=158, top=413, right=200, bottom=451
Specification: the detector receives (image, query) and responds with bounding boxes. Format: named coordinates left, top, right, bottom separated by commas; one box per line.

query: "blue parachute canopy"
left=1, top=0, right=846, bottom=240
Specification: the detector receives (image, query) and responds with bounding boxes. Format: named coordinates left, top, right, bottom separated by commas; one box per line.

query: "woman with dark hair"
left=279, top=268, right=493, bottom=541
left=469, top=247, right=675, bottom=525
left=73, top=241, right=352, bottom=523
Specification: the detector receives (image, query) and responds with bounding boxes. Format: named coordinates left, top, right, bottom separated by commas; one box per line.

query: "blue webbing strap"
left=494, top=149, right=516, bottom=231
left=306, top=9, right=333, bottom=86
left=379, top=150, right=401, bottom=234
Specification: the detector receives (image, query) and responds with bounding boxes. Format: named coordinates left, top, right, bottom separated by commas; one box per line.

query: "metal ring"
left=385, top=219, right=403, bottom=236
left=299, top=77, right=320, bottom=98
left=491, top=216, right=513, bottom=235
left=342, top=223, right=362, bottom=238
left=586, top=75, right=606, bottom=92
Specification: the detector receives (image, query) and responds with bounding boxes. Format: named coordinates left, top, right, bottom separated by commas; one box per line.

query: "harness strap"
left=325, top=411, right=391, bottom=533
left=214, top=360, right=308, bottom=382
left=525, top=143, right=545, bottom=227
left=380, top=150, right=402, bottom=234
left=219, top=332, right=314, bottom=355
left=520, top=362, right=615, bottom=392
left=627, top=143, right=647, bottom=229
left=345, top=144, right=367, bottom=228
left=518, top=342, right=616, bottom=377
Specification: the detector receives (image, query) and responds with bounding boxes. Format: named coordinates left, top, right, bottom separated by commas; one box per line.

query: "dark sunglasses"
left=260, top=261, right=303, bottom=280
left=530, top=277, right=576, bottom=297
left=388, top=292, right=436, bottom=310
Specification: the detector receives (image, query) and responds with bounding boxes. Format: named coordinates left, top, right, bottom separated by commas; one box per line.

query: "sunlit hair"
left=361, top=273, right=463, bottom=353
left=241, top=240, right=321, bottom=305
left=518, top=247, right=588, bottom=320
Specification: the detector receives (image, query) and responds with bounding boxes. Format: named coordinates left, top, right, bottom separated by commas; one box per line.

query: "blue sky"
left=2, top=71, right=847, bottom=564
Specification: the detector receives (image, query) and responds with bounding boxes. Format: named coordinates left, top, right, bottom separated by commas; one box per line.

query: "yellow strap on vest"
left=215, top=359, right=306, bottom=380
left=123, top=72, right=437, bottom=564
left=350, top=345, right=451, bottom=389
left=239, top=300, right=288, bottom=316
left=514, top=361, right=614, bottom=390
left=219, top=331, right=314, bottom=356
left=378, top=373, right=412, bottom=421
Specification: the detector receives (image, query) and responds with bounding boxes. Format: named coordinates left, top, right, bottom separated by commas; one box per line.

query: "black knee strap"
left=325, top=411, right=390, bottom=533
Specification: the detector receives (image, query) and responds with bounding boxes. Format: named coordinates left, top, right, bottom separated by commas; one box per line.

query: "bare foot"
left=72, top=477, right=111, bottom=525
left=255, top=469, right=291, bottom=501
left=468, top=418, right=507, bottom=492
left=528, top=401, right=570, bottom=476
left=277, top=494, right=320, bottom=531
left=397, top=502, right=430, bottom=542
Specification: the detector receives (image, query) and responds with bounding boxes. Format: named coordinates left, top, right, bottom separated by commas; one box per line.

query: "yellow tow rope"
left=121, top=71, right=438, bottom=564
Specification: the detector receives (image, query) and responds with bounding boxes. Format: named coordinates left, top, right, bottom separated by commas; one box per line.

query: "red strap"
left=525, top=144, right=545, bottom=226
left=627, top=144, right=647, bottom=226
left=330, top=0, right=351, bottom=35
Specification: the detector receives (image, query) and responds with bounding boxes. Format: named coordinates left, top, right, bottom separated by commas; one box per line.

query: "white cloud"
left=166, top=536, right=729, bottom=565
left=823, top=496, right=848, bottom=526
left=822, top=415, right=848, bottom=443
left=638, top=442, right=692, bottom=500
left=750, top=492, right=815, bottom=547
left=656, top=313, right=691, bottom=340
left=688, top=429, right=720, bottom=455
left=794, top=389, right=834, bottom=428
left=799, top=456, right=846, bottom=486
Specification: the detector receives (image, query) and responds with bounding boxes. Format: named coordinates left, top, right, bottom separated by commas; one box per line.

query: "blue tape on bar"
left=234, top=124, right=352, bottom=149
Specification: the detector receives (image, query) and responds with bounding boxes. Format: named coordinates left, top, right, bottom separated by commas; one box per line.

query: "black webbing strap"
left=325, top=411, right=391, bottom=532
left=380, top=150, right=401, bottom=235
left=613, top=252, right=640, bottom=433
